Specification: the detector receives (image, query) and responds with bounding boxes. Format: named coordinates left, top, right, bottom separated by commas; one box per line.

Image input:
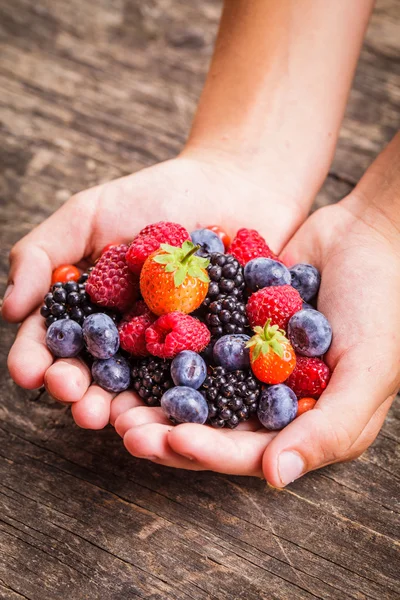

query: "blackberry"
left=131, top=357, right=174, bottom=407
left=203, top=253, right=245, bottom=307
left=40, top=270, right=119, bottom=327
left=204, top=296, right=249, bottom=338
left=200, top=366, right=261, bottom=428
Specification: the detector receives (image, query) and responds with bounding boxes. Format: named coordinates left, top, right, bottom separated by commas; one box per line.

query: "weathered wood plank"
left=0, top=0, right=399, bottom=598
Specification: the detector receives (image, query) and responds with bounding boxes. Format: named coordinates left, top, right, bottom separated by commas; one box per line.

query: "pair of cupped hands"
left=3, top=140, right=400, bottom=488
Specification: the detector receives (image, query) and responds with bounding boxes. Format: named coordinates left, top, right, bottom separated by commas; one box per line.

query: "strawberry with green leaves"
left=247, top=319, right=296, bottom=384
left=140, top=241, right=210, bottom=315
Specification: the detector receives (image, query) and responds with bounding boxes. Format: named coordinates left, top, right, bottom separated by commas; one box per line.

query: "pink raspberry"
left=86, top=244, right=139, bottom=312
left=145, top=312, right=210, bottom=359
left=229, top=228, right=279, bottom=265
left=246, top=285, right=302, bottom=330
left=285, top=356, right=331, bottom=399
left=126, top=222, right=189, bottom=275
left=118, top=302, right=157, bottom=357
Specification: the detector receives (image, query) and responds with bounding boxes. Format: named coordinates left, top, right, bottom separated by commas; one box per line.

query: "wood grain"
left=1, top=1, right=399, bottom=598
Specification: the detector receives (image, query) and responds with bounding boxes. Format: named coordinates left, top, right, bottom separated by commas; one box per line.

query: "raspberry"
left=229, top=228, right=278, bottom=266
left=118, top=301, right=157, bottom=357
left=285, top=356, right=331, bottom=399
left=246, top=285, right=302, bottom=330
left=126, top=222, right=189, bottom=275
left=145, top=312, right=211, bottom=359
left=86, top=244, right=139, bottom=312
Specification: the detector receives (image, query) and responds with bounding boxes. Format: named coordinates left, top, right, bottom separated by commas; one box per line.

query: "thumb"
left=2, top=191, right=97, bottom=323
left=262, top=347, right=398, bottom=487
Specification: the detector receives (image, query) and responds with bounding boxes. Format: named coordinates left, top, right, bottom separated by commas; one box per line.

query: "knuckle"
left=314, top=408, right=354, bottom=465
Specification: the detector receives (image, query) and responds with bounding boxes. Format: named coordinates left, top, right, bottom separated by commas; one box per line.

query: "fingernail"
left=3, top=283, right=14, bottom=302
left=278, top=451, right=305, bottom=486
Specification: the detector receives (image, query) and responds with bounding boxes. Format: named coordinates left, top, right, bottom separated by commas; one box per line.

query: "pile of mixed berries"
left=43, top=222, right=333, bottom=431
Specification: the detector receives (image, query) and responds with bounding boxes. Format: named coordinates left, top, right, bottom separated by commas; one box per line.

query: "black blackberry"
left=40, top=272, right=118, bottom=327
left=131, top=357, right=174, bottom=407
left=200, top=366, right=261, bottom=429
left=203, top=253, right=245, bottom=307
left=204, top=296, right=249, bottom=338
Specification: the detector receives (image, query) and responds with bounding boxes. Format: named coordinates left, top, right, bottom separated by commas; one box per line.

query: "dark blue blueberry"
left=289, top=264, right=321, bottom=302
left=190, top=228, right=225, bottom=255
left=82, top=313, right=119, bottom=359
left=161, top=386, right=209, bottom=424
left=46, top=319, right=84, bottom=358
left=171, top=351, right=207, bottom=389
left=302, top=302, right=314, bottom=311
left=258, top=385, right=298, bottom=430
left=213, top=334, right=250, bottom=371
left=288, top=309, right=332, bottom=357
left=92, top=354, right=130, bottom=393
left=244, top=258, right=291, bottom=291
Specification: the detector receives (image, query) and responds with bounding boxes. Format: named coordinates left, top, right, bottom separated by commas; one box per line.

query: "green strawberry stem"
left=152, top=240, right=210, bottom=288
left=181, top=244, right=201, bottom=264
left=246, top=319, right=289, bottom=361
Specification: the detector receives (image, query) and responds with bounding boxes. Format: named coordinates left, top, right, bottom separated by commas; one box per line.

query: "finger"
left=2, top=192, right=98, bottom=323
left=262, top=348, right=399, bottom=487
left=124, top=423, right=203, bottom=470
left=7, top=311, right=54, bottom=389
left=44, top=358, right=91, bottom=404
left=168, top=424, right=276, bottom=476
left=110, top=392, right=144, bottom=426
left=115, top=406, right=170, bottom=437
left=71, top=385, right=114, bottom=429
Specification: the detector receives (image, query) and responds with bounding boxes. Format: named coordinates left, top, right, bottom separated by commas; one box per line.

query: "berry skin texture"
left=51, top=265, right=80, bottom=285
left=190, top=228, right=225, bottom=255
left=229, top=228, right=278, bottom=266
left=92, top=354, right=131, bottom=393
left=118, top=301, right=156, bottom=357
left=145, top=312, right=211, bottom=359
left=86, top=244, right=139, bottom=312
left=46, top=319, right=84, bottom=358
left=82, top=313, right=120, bottom=359
left=140, top=241, right=209, bottom=316
left=288, top=309, right=332, bottom=357
left=213, top=334, right=250, bottom=372
left=246, top=285, right=302, bottom=330
left=258, top=384, right=298, bottom=430
left=131, top=357, right=173, bottom=406
left=206, top=225, right=231, bottom=250
left=161, top=386, right=209, bottom=424
left=171, top=351, right=207, bottom=389
left=247, top=320, right=296, bottom=384
left=297, top=397, right=317, bottom=416
left=244, top=258, right=291, bottom=292
left=290, top=263, right=321, bottom=302
left=126, top=222, right=189, bottom=275
left=285, top=356, right=331, bottom=399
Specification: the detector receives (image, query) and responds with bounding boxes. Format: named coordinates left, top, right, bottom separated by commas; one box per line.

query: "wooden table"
left=1, top=1, right=399, bottom=598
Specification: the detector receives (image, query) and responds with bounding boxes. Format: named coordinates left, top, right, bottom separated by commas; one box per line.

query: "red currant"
left=297, top=397, right=317, bottom=417
left=51, top=264, right=80, bottom=285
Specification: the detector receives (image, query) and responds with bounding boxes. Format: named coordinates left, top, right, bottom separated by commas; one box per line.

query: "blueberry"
left=288, top=309, right=332, bottom=357
left=302, top=302, right=314, bottom=310
left=171, top=351, right=207, bottom=389
left=258, top=385, right=298, bottom=430
left=161, top=386, right=209, bottom=424
left=289, top=264, right=321, bottom=302
left=244, top=258, right=291, bottom=291
left=46, top=319, right=84, bottom=358
left=92, top=354, right=130, bottom=393
left=82, top=313, right=119, bottom=359
left=213, top=334, right=250, bottom=371
left=190, top=228, right=225, bottom=255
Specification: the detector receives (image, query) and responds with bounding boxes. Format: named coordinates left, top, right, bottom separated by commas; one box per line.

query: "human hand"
left=3, top=152, right=306, bottom=430
left=114, top=136, right=400, bottom=484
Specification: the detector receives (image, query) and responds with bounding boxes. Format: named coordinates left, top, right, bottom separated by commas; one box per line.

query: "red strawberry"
left=247, top=285, right=302, bottom=330
left=145, top=312, right=210, bottom=359
left=285, top=356, right=331, bottom=399
left=126, top=222, right=189, bottom=275
left=118, top=301, right=157, bottom=357
left=86, top=244, right=139, bottom=312
left=229, top=228, right=278, bottom=265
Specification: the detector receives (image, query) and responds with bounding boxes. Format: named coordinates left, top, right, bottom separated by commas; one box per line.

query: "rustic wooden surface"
left=1, top=0, right=400, bottom=598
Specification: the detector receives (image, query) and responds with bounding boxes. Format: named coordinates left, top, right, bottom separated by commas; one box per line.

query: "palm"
left=5, top=155, right=305, bottom=435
